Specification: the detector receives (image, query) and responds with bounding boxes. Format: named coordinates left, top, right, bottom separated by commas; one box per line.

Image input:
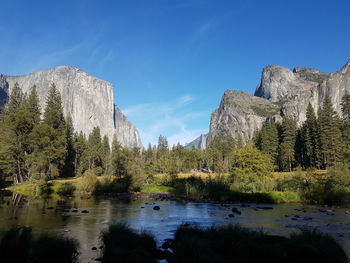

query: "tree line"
left=1, top=83, right=349, bottom=187
left=0, top=83, right=241, bottom=186
left=254, top=94, right=350, bottom=171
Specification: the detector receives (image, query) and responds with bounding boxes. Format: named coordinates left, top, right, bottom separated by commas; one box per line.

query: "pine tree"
left=341, top=93, right=350, bottom=163
left=25, top=85, right=41, bottom=126
left=255, top=119, right=279, bottom=165
left=301, top=103, right=320, bottom=168
left=63, top=114, right=75, bottom=176
left=4, top=83, right=24, bottom=114
left=1, top=83, right=28, bottom=183
left=74, top=132, right=87, bottom=175
left=341, top=92, right=350, bottom=123
left=102, top=135, right=111, bottom=174
left=29, top=84, right=67, bottom=179
left=278, top=117, right=297, bottom=171
left=111, top=136, right=129, bottom=178
left=318, top=95, right=343, bottom=168
left=84, top=127, right=103, bottom=170
left=44, top=83, right=65, bottom=130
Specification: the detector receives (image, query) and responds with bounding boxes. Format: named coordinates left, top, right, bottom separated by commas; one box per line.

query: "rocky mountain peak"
left=189, top=59, right=350, bottom=149
left=0, top=66, right=142, bottom=148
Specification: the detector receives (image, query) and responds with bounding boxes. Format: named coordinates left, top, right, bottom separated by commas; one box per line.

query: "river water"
left=0, top=192, right=349, bottom=262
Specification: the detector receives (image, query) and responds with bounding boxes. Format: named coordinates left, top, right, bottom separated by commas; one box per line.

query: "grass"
left=168, top=175, right=302, bottom=203
left=168, top=224, right=348, bottom=263
left=140, top=185, right=175, bottom=194
left=8, top=175, right=126, bottom=196
left=7, top=170, right=338, bottom=204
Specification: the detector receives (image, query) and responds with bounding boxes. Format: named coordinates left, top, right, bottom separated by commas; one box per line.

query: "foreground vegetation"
left=0, top=227, right=79, bottom=263
left=8, top=166, right=350, bottom=204
left=2, top=224, right=345, bottom=263
left=168, top=224, right=348, bottom=263
left=1, top=83, right=350, bottom=205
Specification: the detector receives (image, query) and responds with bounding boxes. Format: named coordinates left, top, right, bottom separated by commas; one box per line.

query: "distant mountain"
left=185, top=134, right=207, bottom=150
left=0, top=66, right=142, bottom=148
left=189, top=60, right=350, bottom=149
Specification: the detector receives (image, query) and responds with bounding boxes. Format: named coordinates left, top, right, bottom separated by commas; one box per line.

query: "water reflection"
left=0, top=192, right=349, bottom=262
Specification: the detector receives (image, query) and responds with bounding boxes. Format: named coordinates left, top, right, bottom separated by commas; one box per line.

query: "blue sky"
left=1, top=0, right=349, bottom=146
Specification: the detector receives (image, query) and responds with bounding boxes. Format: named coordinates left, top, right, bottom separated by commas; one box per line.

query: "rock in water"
left=0, top=66, right=142, bottom=148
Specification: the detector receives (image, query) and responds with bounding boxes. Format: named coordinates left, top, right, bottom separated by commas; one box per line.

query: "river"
left=0, top=192, right=349, bottom=262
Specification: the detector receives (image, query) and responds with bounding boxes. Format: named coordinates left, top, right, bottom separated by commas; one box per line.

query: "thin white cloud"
left=190, top=20, right=218, bottom=44
left=177, top=95, right=193, bottom=105
left=122, top=95, right=208, bottom=146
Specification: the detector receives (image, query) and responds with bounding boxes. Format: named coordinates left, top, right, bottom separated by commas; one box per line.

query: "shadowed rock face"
left=189, top=60, right=350, bottom=149
left=0, top=66, right=142, bottom=148
left=185, top=134, right=207, bottom=150
left=207, top=91, right=280, bottom=144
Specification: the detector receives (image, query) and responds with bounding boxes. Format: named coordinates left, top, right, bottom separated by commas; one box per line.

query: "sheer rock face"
left=207, top=91, right=280, bottom=145
left=0, top=66, right=142, bottom=148
left=185, top=133, right=207, bottom=150
left=201, top=60, right=350, bottom=148
left=114, top=105, right=142, bottom=148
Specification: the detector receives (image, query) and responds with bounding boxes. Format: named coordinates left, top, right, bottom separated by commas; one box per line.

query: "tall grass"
left=170, top=176, right=300, bottom=203
left=168, top=224, right=348, bottom=263
left=0, top=227, right=79, bottom=263
left=101, top=224, right=159, bottom=263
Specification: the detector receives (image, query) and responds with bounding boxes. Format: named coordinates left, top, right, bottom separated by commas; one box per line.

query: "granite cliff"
left=0, top=66, right=142, bottom=148
left=185, top=134, right=207, bottom=150
left=188, top=60, right=350, bottom=149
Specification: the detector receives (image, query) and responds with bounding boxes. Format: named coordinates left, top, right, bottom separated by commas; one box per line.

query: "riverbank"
left=5, top=177, right=302, bottom=204
left=5, top=169, right=350, bottom=205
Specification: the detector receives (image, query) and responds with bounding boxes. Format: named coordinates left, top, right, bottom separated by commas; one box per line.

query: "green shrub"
left=229, top=172, right=275, bottom=192
left=168, top=224, right=347, bottom=263
left=101, top=224, right=159, bottom=263
left=0, top=227, right=32, bottom=263
left=127, top=162, right=147, bottom=192
left=95, top=176, right=129, bottom=194
left=78, top=169, right=99, bottom=193
left=36, top=180, right=53, bottom=195
left=56, top=183, right=76, bottom=196
left=0, top=227, right=79, bottom=263
left=31, top=235, right=79, bottom=263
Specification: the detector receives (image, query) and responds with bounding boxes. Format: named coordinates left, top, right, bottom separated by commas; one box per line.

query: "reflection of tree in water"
left=7, top=193, right=27, bottom=226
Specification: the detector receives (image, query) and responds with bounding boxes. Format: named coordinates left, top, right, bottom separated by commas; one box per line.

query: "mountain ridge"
left=187, top=59, right=350, bottom=149
left=0, top=66, right=142, bottom=148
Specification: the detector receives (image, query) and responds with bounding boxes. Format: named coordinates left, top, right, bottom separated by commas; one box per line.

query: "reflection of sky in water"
left=0, top=195, right=349, bottom=262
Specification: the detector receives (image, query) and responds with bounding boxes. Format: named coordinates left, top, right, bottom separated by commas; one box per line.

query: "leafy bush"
left=31, top=234, right=79, bottom=263
left=0, top=227, right=32, bottom=263
left=127, top=162, right=147, bottom=192
left=36, top=180, right=53, bottom=195
left=56, top=183, right=76, bottom=196
left=95, top=175, right=129, bottom=194
left=0, top=227, right=79, bottom=263
left=229, top=172, right=275, bottom=192
left=168, top=224, right=347, bottom=263
left=78, top=169, right=99, bottom=193
left=230, top=144, right=274, bottom=177
left=101, top=224, right=159, bottom=263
